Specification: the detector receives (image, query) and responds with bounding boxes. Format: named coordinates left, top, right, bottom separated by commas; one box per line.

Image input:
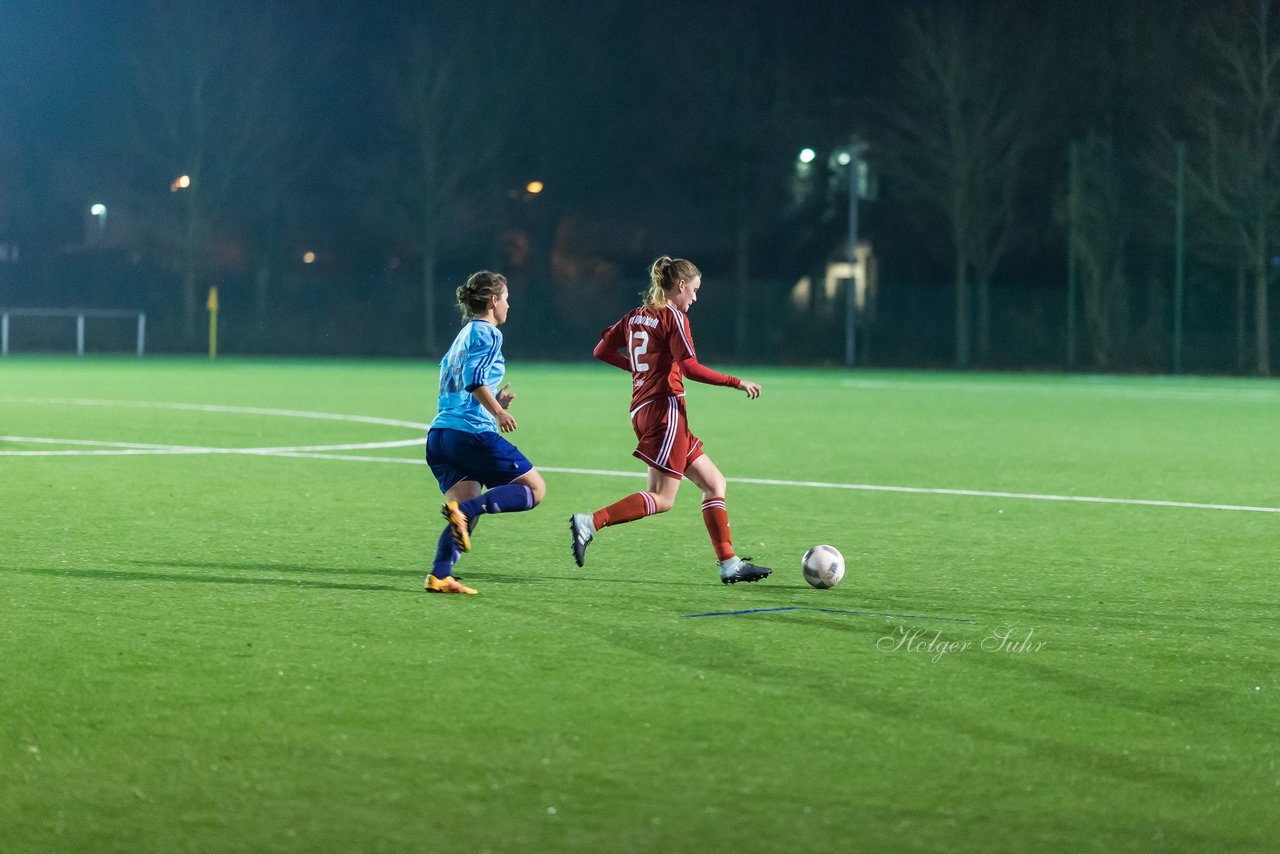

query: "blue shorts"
left=426, top=427, right=533, bottom=493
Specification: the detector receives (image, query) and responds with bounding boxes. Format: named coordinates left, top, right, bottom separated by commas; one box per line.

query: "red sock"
left=593, top=492, right=658, bottom=529
left=701, top=497, right=734, bottom=561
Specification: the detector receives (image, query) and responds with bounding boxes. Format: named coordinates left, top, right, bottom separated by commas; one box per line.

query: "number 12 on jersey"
left=629, top=330, right=650, bottom=372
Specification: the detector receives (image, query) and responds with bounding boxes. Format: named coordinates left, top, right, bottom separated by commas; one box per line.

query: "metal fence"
left=1, top=261, right=1273, bottom=374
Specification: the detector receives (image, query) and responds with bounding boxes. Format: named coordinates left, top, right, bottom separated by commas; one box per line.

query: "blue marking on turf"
left=682, top=606, right=976, bottom=623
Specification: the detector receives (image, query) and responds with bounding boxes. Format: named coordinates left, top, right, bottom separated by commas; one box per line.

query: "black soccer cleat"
left=720, top=557, right=772, bottom=585
left=570, top=513, right=595, bottom=567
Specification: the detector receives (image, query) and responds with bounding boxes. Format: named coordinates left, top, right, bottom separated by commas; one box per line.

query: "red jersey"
left=596, top=304, right=738, bottom=411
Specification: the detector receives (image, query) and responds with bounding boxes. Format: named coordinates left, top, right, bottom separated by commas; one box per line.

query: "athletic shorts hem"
left=634, top=449, right=684, bottom=480
left=426, top=427, right=534, bottom=493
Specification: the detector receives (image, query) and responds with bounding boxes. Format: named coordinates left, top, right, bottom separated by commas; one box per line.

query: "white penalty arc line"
left=0, top=396, right=432, bottom=431
left=0, top=397, right=430, bottom=458
left=0, top=436, right=424, bottom=457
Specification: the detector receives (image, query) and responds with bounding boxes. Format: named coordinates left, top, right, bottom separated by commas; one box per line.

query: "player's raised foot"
left=441, top=501, right=471, bottom=552
left=719, top=556, right=772, bottom=585
left=570, top=513, right=595, bottom=567
left=425, top=575, right=477, bottom=595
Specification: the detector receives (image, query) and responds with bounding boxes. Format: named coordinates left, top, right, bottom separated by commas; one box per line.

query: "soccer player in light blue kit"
left=425, top=271, right=545, bottom=594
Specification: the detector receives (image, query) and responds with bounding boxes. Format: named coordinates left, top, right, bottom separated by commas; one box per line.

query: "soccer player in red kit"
left=570, top=256, right=772, bottom=584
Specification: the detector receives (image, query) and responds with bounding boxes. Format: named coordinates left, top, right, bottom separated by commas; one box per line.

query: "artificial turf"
left=2, top=357, right=1277, bottom=852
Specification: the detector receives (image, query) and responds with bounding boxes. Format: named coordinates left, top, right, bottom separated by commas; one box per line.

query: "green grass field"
left=2, top=358, right=1278, bottom=852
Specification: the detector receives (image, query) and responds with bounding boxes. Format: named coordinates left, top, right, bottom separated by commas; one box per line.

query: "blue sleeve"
left=463, top=324, right=502, bottom=392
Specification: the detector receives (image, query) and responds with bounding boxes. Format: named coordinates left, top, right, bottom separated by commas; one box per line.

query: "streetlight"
left=88, top=203, right=107, bottom=244
left=792, top=148, right=819, bottom=206
left=525, top=180, right=544, bottom=195
left=841, top=137, right=869, bottom=367
left=170, top=174, right=191, bottom=192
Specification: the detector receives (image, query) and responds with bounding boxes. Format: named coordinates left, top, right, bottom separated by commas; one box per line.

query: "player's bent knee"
left=650, top=492, right=675, bottom=513
left=515, top=470, right=546, bottom=506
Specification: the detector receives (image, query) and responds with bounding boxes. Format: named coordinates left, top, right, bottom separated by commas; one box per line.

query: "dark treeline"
left=0, top=0, right=1277, bottom=374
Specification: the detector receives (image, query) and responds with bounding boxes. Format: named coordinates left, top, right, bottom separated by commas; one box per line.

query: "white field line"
left=0, top=397, right=428, bottom=457
left=535, top=466, right=1280, bottom=514
left=2, top=398, right=1275, bottom=514
left=0, top=436, right=423, bottom=457
left=839, top=378, right=1280, bottom=402
left=2, top=436, right=211, bottom=450
left=0, top=396, right=431, bottom=430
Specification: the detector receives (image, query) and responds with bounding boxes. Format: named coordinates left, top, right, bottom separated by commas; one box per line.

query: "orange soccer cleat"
left=441, top=501, right=471, bottom=552
left=425, top=575, right=477, bottom=595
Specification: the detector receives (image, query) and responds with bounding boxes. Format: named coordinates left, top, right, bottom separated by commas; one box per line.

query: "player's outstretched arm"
left=593, top=337, right=631, bottom=371
left=679, top=357, right=759, bottom=399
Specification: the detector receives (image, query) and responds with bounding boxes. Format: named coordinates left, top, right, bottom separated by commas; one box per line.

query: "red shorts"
left=631, top=396, right=704, bottom=479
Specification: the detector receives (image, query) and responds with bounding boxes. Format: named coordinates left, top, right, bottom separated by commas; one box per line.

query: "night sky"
left=3, top=0, right=1261, bottom=370
left=0, top=0, right=897, bottom=264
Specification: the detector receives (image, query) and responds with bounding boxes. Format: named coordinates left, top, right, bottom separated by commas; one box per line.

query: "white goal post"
left=0, top=308, right=147, bottom=357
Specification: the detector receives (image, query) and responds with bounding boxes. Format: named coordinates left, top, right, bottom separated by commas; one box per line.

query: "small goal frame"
left=0, top=308, right=147, bottom=357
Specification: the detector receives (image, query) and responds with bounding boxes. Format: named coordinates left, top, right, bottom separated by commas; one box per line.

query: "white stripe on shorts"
left=656, top=396, right=679, bottom=466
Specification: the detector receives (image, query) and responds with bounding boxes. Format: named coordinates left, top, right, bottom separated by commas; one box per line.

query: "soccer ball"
left=802, top=544, right=845, bottom=589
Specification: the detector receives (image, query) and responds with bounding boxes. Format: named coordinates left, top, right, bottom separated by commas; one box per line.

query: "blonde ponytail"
left=644, top=256, right=700, bottom=308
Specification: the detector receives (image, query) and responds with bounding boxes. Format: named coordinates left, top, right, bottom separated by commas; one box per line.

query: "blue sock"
left=431, top=516, right=482, bottom=579
left=458, top=484, right=536, bottom=519
left=430, top=525, right=460, bottom=579
left=432, top=485, right=532, bottom=579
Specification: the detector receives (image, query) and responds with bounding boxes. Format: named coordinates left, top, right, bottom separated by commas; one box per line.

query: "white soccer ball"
left=802, top=544, right=845, bottom=589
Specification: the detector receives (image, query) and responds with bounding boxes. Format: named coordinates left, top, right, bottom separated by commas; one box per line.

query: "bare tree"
left=367, top=4, right=524, bottom=355
left=1179, top=0, right=1280, bottom=375
left=1149, top=143, right=1256, bottom=373
left=0, top=125, right=17, bottom=251
left=1070, top=135, right=1130, bottom=368
left=670, top=2, right=786, bottom=361
left=242, top=51, right=331, bottom=345
left=878, top=1, right=1039, bottom=367
left=125, top=0, right=316, bottom=344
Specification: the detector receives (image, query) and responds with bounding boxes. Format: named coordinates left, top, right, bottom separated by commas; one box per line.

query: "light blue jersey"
left=430, top=319, right=505, bottom=433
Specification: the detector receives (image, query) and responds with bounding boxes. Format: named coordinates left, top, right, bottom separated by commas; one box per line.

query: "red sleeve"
left=680, top=357, right=740, bottom=388
left=594, top=320, right=631, bottom=371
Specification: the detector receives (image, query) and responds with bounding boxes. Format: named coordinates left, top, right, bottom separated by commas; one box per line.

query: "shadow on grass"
left=8, top=558, right=789, bottom=592
left=8, top=564, right=404, bottom=593
left=440, top=570, right=715, bottom=587
left=499, top=572, right=711, bottom=587
left=582, top=609, right=1210, bottom=794
left=123, top=559, right=594, bottom=588
left=443, top=570, right=540, bottom=585
left=127, top=557, right=405, bottom=580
